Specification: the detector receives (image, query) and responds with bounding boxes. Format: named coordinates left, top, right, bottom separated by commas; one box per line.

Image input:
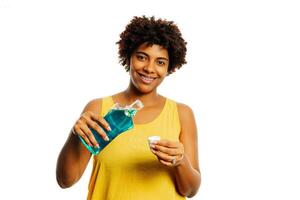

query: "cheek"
left=158, top=67, right=168, bottom=77
left=130, top=58, right=144, bottom=70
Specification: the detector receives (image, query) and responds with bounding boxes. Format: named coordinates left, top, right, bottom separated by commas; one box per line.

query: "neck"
left=123, top=83, right=161, bottom=107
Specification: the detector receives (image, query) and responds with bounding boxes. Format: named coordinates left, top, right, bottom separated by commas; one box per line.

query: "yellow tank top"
left=87, top=96, right=185, bottom=200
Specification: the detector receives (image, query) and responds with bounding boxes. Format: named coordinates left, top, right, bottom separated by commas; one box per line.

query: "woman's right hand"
left=72, top=111, right=111, bottom=148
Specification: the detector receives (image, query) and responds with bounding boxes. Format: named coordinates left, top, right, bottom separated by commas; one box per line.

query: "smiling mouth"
left=137, top=73, right=157, bottom=84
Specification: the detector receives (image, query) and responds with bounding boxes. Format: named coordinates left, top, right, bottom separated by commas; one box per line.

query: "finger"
left=71, top=126, right=77, bottom=135
left=86, top=119, right=109, bottom=141
left=158, top=159, right=173, bottom=167
left=153, top=145, right=178, bottom=155
left=155, top=139, right=179, bottom=148
left=159, top=154, right=184, bottom=167
left=90, top=113, right=111, bottom=131
left=151, top=148, right=174, bottom=163
left=74, top=126, right=92, bottom=147
left=79, top=122, right=100, bottom=147
left=154, top=140, right=183, bottom=152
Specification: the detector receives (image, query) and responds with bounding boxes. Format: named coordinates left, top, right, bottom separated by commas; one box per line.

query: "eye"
left=157, top=60, right=166, bottom=66
left=136, top=54, right=146, bottom=61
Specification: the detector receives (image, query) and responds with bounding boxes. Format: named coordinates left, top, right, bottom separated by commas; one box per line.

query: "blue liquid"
left=78, top=108, right=137, bottom=155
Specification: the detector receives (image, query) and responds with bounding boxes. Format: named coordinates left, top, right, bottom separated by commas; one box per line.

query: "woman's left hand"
left=150, top=139, right=185, bottom=167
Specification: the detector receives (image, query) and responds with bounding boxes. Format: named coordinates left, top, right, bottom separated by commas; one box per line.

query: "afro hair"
left=116, top=16, right=187, bottom=74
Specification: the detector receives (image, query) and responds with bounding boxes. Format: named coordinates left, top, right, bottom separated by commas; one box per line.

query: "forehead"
left=135, top=43, right=169, bottom=59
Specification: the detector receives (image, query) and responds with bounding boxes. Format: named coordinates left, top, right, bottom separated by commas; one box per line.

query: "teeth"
left=140, top=74, right=154, bottom=83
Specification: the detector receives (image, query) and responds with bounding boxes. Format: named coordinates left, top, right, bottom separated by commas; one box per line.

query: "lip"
left=137, top=72, right=157, bottom=84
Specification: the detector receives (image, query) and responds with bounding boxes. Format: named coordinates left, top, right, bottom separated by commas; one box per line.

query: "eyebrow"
left=136, top=51, right=169, bottom=61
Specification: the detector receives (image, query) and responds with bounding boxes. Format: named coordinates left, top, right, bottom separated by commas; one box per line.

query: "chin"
left=130, top=80, right=156, bottom=94
left=136, top=86, right=156, bottom=94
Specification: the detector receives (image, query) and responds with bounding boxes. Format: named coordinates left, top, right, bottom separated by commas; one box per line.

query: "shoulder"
left=82, top=98, right=103, bottom=114
left=163, top=97, right=195, bottom=119
left=176, top=102, right=195, bottom=120
left=174, top=101, right=197, bottom=129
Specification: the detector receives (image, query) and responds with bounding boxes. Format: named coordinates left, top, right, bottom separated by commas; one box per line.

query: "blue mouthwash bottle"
left=78, top=99, right=143, bottom=155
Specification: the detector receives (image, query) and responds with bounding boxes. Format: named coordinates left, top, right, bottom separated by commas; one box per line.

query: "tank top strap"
left=159, top=98, right=181, bottom=137
left=100, top=96, right=114, bottom=116
left=165, top=98, right=179, bottom=117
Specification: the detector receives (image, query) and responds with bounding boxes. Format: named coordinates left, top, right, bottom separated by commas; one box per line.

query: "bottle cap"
left=148, top=136, right=161, bottom=146
left=129, top=99, right=144, bottom=110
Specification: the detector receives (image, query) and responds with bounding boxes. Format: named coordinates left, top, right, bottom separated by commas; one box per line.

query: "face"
left=129, top=43, right=169, bottom=94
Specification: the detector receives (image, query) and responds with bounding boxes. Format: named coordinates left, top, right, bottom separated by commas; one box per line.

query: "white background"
left=1, top=0, right=300, bottom=199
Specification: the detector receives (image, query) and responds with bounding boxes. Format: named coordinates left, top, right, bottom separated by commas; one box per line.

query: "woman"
left=56, top=16, right=201, bottom=199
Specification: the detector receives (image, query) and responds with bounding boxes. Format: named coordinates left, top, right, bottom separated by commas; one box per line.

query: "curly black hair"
left=116, top=16, right=187, bottom=74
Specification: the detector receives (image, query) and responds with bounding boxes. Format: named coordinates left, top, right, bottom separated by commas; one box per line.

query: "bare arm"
left=173, top=103, right=201, bottom=197
left=150, top=103, right=201, bottom=197
left=56, top=98, right=108, bottom=188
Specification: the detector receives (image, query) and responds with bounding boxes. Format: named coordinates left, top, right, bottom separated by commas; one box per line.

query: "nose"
left=143, top=60, right=155, bottom=73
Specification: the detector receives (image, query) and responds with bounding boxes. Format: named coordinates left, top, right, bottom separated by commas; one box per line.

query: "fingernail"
left=150, top=148, right=156, bottom=153
left=105, top=136, right=110, bottom=141
left=107, top=126, right=111, bottom=131
left=150, top=144, right=155, bottom=149
left=95, top=144, right=100, bottom=148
